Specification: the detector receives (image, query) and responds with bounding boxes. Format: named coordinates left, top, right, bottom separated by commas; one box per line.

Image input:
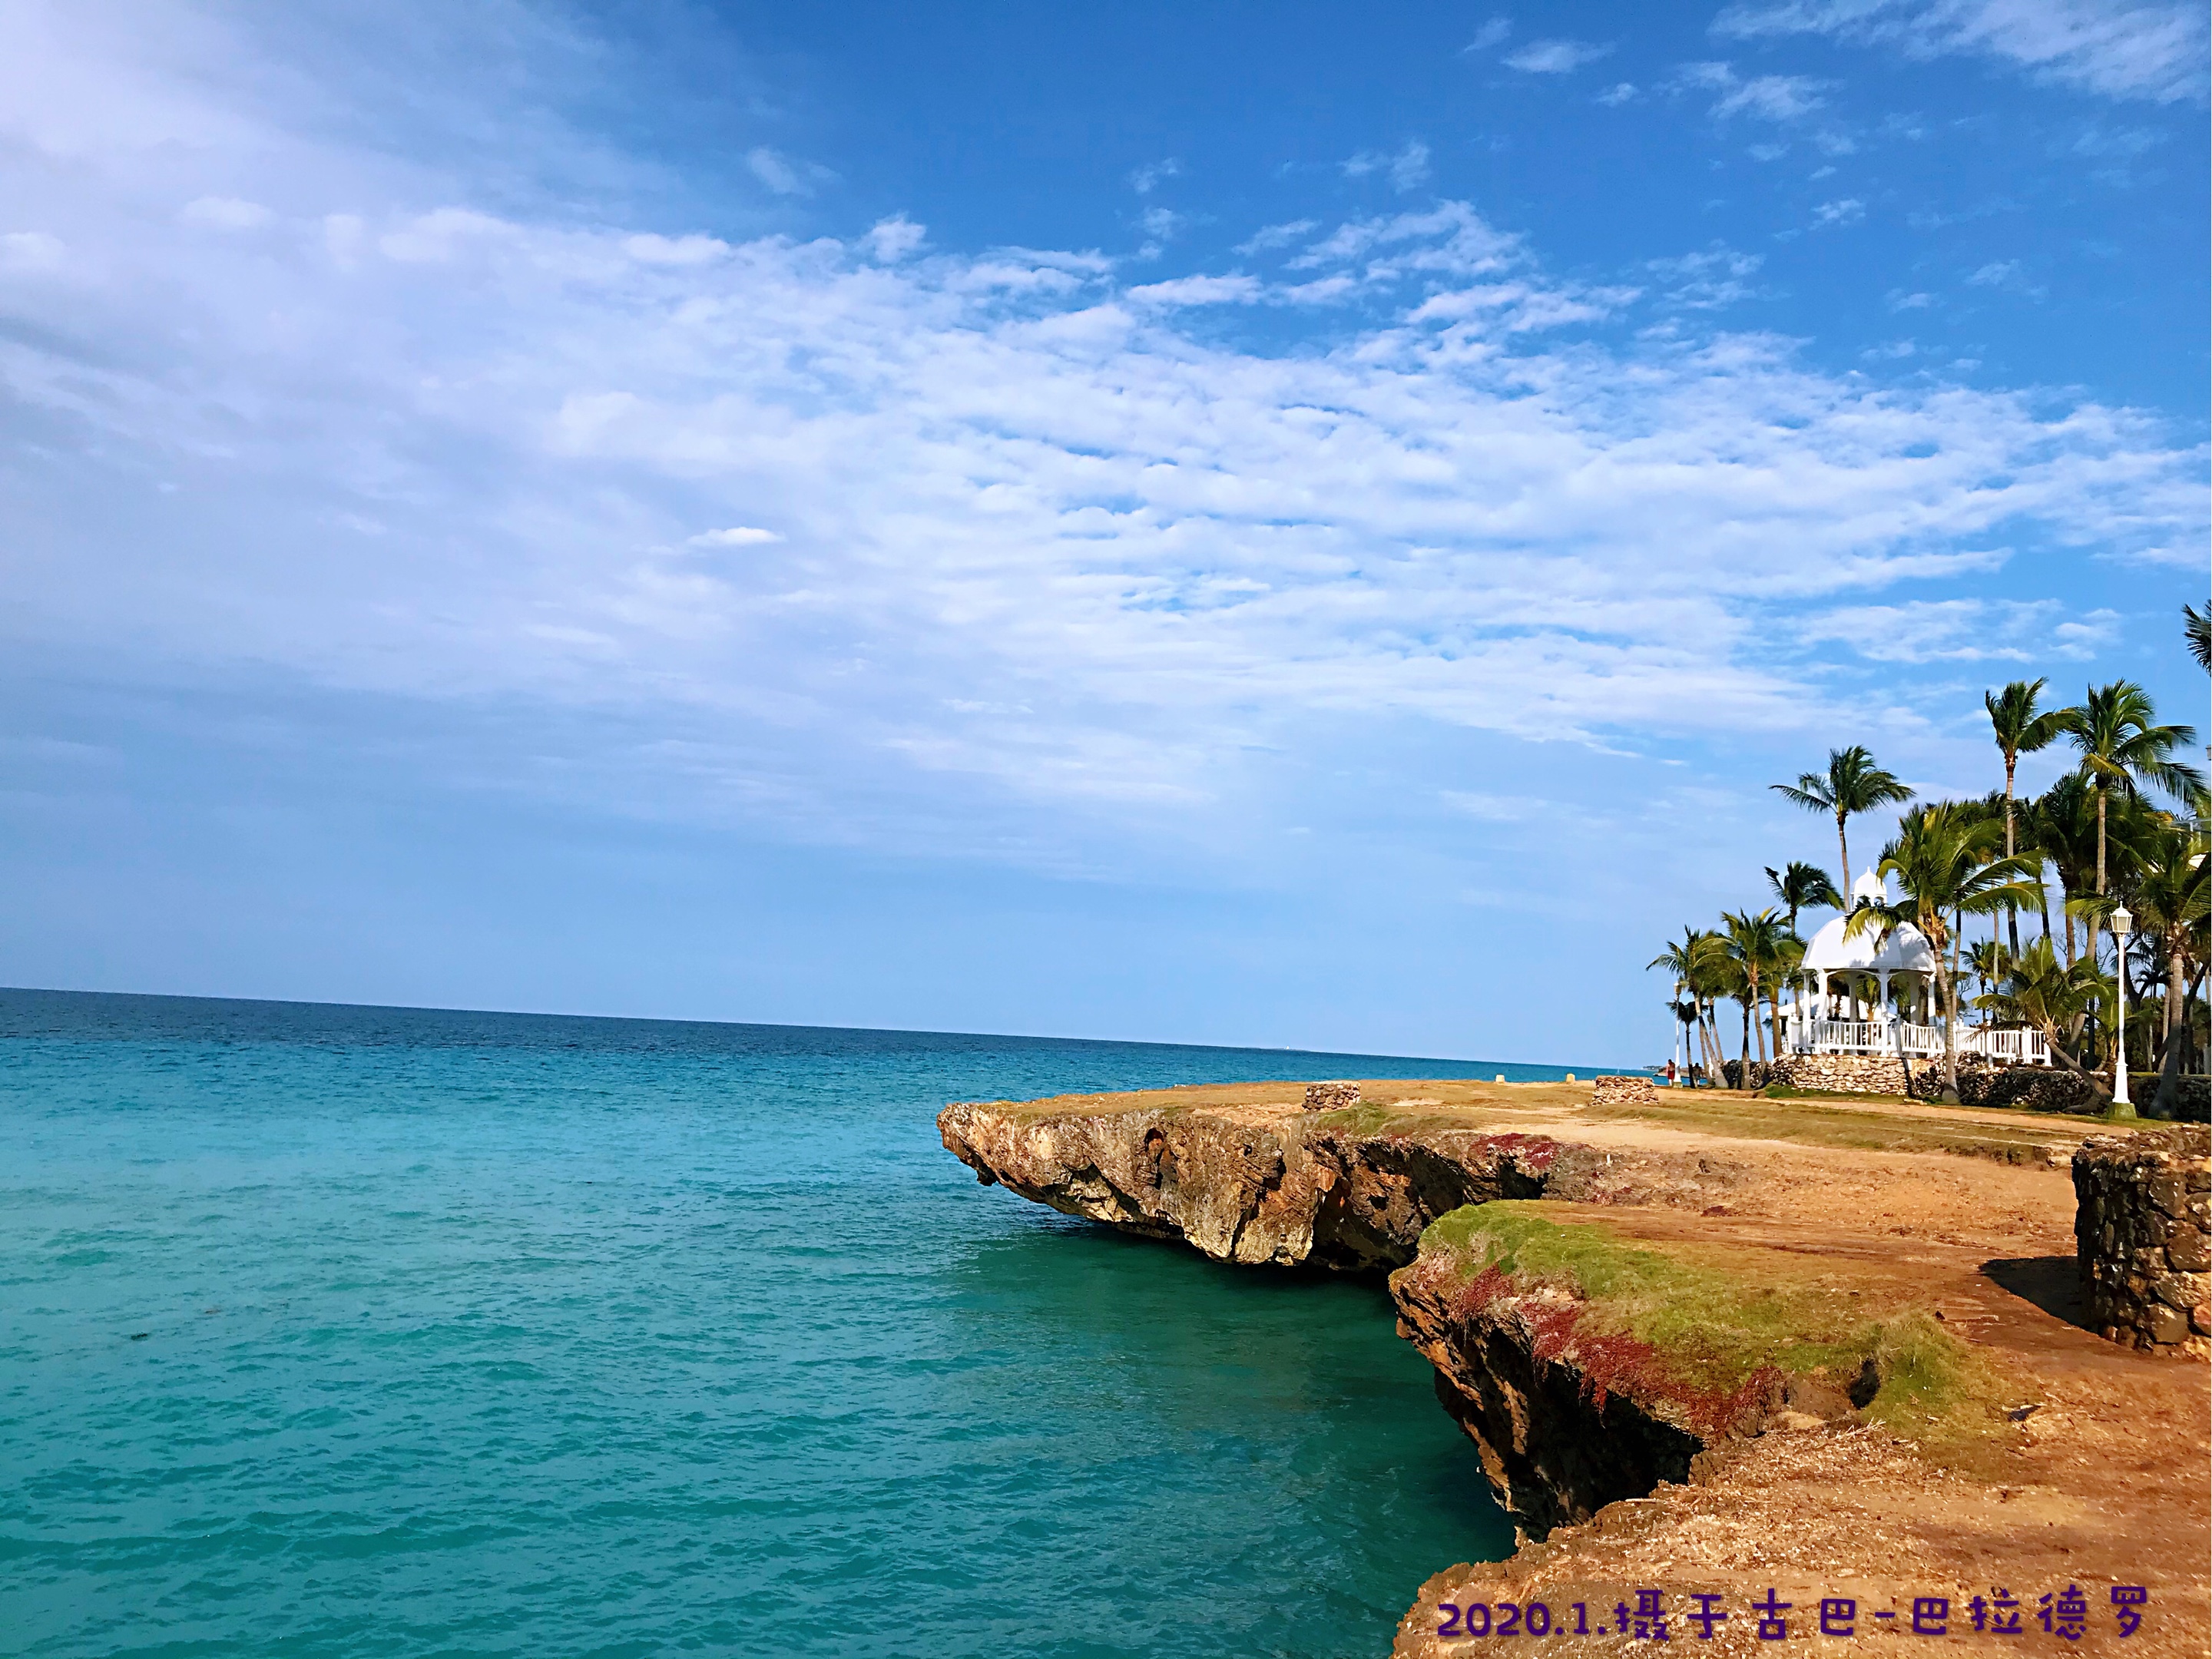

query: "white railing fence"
left=1969, top=1026, right=2048, bottom=1066
left=1791, top=1017, right=2048, bottom=1067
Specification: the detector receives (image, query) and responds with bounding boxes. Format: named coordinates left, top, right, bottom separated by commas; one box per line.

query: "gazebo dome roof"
left=1800, top=873, right=1938, bottom=973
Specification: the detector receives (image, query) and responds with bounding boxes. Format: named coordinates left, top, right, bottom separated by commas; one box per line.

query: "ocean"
left=0, top=990, right=1581, bottom=1658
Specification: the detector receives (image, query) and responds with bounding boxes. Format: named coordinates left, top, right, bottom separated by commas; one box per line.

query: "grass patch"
left=1419, top=1202, right=2015, bottom=1474
left=1859, top=1310, right=2014, bottom=1472
left=1758, top=1083, right=1916, bottom=1104
left=1579, top=1092, right=2091, bottom=1162
left=1310, top=1101, right=1403, bottom=1137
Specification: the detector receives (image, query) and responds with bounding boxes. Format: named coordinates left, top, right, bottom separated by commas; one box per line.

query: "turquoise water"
left=0, top=992, right=1569, bottom=1658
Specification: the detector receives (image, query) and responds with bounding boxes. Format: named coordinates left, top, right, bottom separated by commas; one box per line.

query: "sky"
left=1, top=0, right=2204, bottom=1064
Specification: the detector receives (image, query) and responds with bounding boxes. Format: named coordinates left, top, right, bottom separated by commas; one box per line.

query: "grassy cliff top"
left=1412, top=1200, right=2020, bottom=1470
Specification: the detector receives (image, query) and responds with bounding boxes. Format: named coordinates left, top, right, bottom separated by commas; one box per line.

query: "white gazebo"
left=1783, top=872, right=2048, bottom=1065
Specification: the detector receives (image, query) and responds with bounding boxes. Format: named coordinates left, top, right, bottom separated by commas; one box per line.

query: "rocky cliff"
left=938, top=1091, right=1743, bottom=1272
left=1387, top=1204, right=1883, bottom=1538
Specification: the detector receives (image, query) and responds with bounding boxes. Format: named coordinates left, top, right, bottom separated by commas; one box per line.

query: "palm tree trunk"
left=2004, top=757, right=2019, bottom=959
left=1952, top=906, right=1965, bottom=1064
left=2153, top=1018, right=2187, bottom=1118
left=1740, top=999, right=1753, bottom=1091
left=1836, top=813, right=1852, bottom=900
left=2094, top=783, right=2108, bottom=1061
left=1939, top=953, right=1959, bottom=1098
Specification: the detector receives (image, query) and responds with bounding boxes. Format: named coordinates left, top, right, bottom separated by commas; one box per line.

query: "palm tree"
left=2187, top=602, right=2210, bottom=674
left=1767, top=929, right=1806, bottom=1063
left=1721, top=907, right=1791, bottom=1087
left=2058, top=681, right=2204, bottom=999
left=2132, top=818, right=2203, bottom=1119
left=1770, top=746, right=1915, bottom=899
left=1649, top=928, right=1730, bottom=1085
left=2032, top=774, right=2101, bottom=967
left=1846, top=803, right=2042, bottom=1100
left=2118, top=798, right=2209, bottom=1114
left=1764, top=861, right=1841, bottom=937
left=1985, top=678, right=2065, bottom=956
left=1974, top=935, right=2110, bottom=1101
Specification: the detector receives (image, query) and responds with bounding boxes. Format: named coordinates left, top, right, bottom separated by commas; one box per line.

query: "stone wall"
left=1303, top=1081, right=1360, bottom=1111
left=1591, top=1075, right=1660, bottom=1108
left=2072, top=1124, right=2210, bottom=1358
left=1907, top=1060, right=2101, bottom=1114
left=1722, top=1051, right=2104, bottom=1109
left=1722, top=1054, right=1906, bottom=1094
left=1770, top=1053, right=1908, bottom=1094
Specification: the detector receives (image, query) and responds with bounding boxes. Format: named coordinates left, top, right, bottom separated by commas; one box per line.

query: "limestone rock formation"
left=1386, top=1213, right=1869, bottom=1538
left=937, top=1098, right=1743, bottom=1271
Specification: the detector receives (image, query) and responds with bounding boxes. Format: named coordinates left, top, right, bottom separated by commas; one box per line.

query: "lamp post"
left=2110, top=905, right=2134, bottom=1115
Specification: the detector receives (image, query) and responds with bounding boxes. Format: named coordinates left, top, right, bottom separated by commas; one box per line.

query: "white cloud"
left=1125, top=273, right=1262, bottom=306
left=1135, top=205, right=1187, bottom=257
left=1597, top=81, right=1641, bottom=104
left=1676, top=61, right=1833, bottom=121
left=1236, top=220, right=1316, bottom=255
left=1795, top=597, right=2127, bottom=661
left=745, top=146, right=834, bottom=197
left=180, top=195, right=271, bottom=229
left=1342, top=140, right=1432, bottom=192
left=1, top=229, right=65, bottom=270
left=688, top=527, right=783, bottom=548
left=623, top=233, right=731, bottom=267
left=2052, top=607, right=2122, bottom=654
left=1128, top=159, right=1181, bottom=195
left=1889, top=288, right=1936, bottom=309
left=1276, top=274, right=1359, bottom=305
left=1647, top=244, right=1765, bottom=307
left=1465, top=18, right=1514, bottom=51
left=1506, top=39, right=1614, bottom=73
left=1968, top=258, right=2022, bottom=283
left=1714, top=0, right=2209, bottom=104
left=1442, top=790, right=1551, bottom=822
left=1289, top=200, right=1522, bottom=276
left=863, top=215, right=927, bottom=263
left=0, top=3, right=2201, bottom=863
left=1813, top=197, right=1867, bottom=224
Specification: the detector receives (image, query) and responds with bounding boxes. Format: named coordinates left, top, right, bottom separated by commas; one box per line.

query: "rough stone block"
left=2074, top=1124, right=2212, bottom=1359
left=1591, top=1075, right=1661, bottom=1108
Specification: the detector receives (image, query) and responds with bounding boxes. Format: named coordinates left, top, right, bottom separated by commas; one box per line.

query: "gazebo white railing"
left=1970, top=1027, right=2049, bottom=1066
left=1806, top=1019, right=1896, bottom=1055
left=1793, top=1015, right=2048, bottom=1065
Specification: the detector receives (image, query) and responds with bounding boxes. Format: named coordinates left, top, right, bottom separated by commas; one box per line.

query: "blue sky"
left=1, top=0, right=2204, bottom=1062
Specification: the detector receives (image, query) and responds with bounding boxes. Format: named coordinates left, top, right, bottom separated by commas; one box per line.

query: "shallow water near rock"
left=0, top=990, right=1560, bottom=1658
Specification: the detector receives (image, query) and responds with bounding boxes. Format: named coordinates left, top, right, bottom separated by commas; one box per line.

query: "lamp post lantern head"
left=2111, top=905, right=2133, bottom=939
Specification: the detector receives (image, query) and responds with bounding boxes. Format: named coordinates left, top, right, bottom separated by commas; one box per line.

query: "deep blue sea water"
left=0, top=991, right=1591, bottom=1659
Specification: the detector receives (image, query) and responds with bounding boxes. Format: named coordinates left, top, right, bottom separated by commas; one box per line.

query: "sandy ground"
left=1377, top=1098, right=2209, bottom=1658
